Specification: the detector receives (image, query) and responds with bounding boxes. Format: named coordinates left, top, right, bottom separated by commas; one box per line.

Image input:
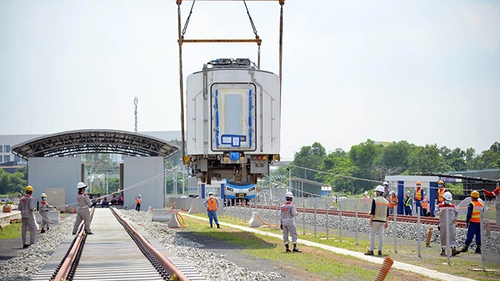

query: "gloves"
left=280, top=224, right=283, bottom=230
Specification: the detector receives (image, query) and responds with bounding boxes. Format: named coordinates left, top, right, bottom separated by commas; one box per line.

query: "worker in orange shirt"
left=388, top=191, right=398, bottom=214
left=422, top=193, right=429, bottom=216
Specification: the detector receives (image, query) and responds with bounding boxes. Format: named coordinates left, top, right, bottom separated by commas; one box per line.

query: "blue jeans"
left=208, top=211, right=219, bottom=225
left=405, top=206, right=412, bottom=216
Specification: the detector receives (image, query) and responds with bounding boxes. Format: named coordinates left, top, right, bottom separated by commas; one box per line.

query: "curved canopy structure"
left=12, top=129, right=180, bottom=159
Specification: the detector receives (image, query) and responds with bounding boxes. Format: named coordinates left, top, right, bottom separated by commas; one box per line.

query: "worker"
left=362, top=191, right=371, bottom=212
left=280, top=191, right=302, bottom=253
left=483, top=179, right=500, bottom=226
left=365, top=185, right=389, bottom=256
left=422, top=193, right=429, bottom=217
left=204, top=191, right=220, bottom=228
left=72, top=182, right=93, bottom=235
left=437, top=180, right=447, bottom=204
left=388, top=191, right=398, bottom=215
left=135, top=194, right=142, bottom=211
left=435, top=192, right=460, bottom=256
left=382, top=181, right=390, bottom=200
left=19, top=185, right=37, bottom=248
left=460, top=190, right=484, bottom=254
left=414, top=181, right=424, bottom=216
left=39, top=193, right=53, bottom=233
left=404, top=191, right=413, bottom=215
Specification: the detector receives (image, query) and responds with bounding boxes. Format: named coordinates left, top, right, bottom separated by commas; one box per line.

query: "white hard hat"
left=390, top=190, right=395, bottom=195
left=208, top=191, right=213, bottom=195
left=285, top=191, right=294, bottom=198
left=383, top=181, right=388, bottom=186
left=375, top=185, right=385, bottom=193
left=138, top=194, right=141, bottom=197
left=77, top=182, right=87, bottom=189
left=364, top=191, right=368, bottom=195
left=40, top=193, right=47, bottom=198
left=443, top=191, right=452, bottom=201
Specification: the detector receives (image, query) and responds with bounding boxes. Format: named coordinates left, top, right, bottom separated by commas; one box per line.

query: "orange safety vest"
left=135, top=198, right=142, bottom=205
left=422, top=196, right=428, bottom=209
left=389, top=195, right=398, bottom=208
left=470, top=200, right=483, bottom=223
left=415, top=187, right=422, bottom=201
left=207, top=197, right=218, bottom=211
left=438, top=188, right=446, bottom=203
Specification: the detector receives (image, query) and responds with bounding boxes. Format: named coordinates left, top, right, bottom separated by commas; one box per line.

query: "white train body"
left=186, top=59, right=281, bottom=184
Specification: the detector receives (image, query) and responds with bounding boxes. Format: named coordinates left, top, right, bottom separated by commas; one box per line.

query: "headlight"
left=249, top=187, right=255, bottom=191
left=227, top=187, right=234, bottom=192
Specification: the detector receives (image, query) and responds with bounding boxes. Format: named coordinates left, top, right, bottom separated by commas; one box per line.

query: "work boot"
left=440, top=248, right=446, bottom=256
left=293, top=244, right=302, bottom=253
left=41, top=229, right=45, bottom=234
left=378, top=250, right=382, bottom=256
left=460, top=244, right=469, bottom=253
left=217, top=224, right=221, bottom=229
left=23, top=244, right=30, bottom=249
left=210, top=223, right=213, bottom=228
left=475, top=246, right=482, bottom=254
left=451, top=247, right=461, bottom=256
left=285, top=244, right=291, bottom=253
left=364, top=250, right=374, bottom=256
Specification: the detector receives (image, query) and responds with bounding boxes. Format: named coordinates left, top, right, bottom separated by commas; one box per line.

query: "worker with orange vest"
left=421, top=193, right=429, bottom=217
left=204, top=191, right=220, bottom=228
left=460, top=190, right=484, bottom=254
left=437, top=180, right=447, bottom=203
left=483, top=179, right=500, bottom=226
left=135, top=194, right=142, bottom=211
left=414, top=181, right=424, bottom=216
left=388, top=191, right=398, bottom=215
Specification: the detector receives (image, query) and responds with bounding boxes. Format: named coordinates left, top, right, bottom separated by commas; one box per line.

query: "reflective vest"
left=372, top=196, right=389, bottom=222
left=415, top=187, right=422, bottom=201
left=389, top=195, right=398, bottom=208
left=207, top=197, right=218, bottom=211
left=404, top=196, right=412, bottom=207
left=135, top=198, right=142, bottom=205
left=470, top=200, right=483, bottom=223
left=422, top=196, right=428, bottom=209
left=438, top=188, right=446, bottom=203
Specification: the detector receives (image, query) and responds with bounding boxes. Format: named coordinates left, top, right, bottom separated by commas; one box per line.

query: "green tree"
left=407, top=144, right=449, bottom=173
left=318, top=152, right=359, bottom=194
left=349, top=139, right=384, bottom=189
left=291, top=142, right=326, bottom=181
left=378, top=140, right=415, bottom=176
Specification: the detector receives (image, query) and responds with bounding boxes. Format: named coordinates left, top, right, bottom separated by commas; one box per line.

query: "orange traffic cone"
left=71, top=207, right=75, bottom=214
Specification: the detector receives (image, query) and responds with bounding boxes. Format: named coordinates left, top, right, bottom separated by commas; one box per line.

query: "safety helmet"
left=443, top=191, right=452, bottom=201
left=138, top=194, right=141, bottom=197
left=383, top=181, right=388, bottom=186
left=285, top=191, right=294, bottom=198
left=40, top=193, right=47, bottom=198
left=390, top=190, right=395, bottom=195
left=471, top=190, right=479, bottom=199
left=438, top=180, right=444, bottom=185
left=208, top=192, right=213, bottom=196
left=416, top=181, right=421, bottom=185
left=76, top=182, right=87, bottom=189
left=25, top=186, right=34, bottom=192
left=364, top=191, right=368, bottom=195
left=375, top=185, right=385, bottom=193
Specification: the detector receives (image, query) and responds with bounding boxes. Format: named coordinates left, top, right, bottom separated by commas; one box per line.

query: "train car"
left=225, top=181, right=257, bottom=205
left=185, top=58, right=281, bottom=184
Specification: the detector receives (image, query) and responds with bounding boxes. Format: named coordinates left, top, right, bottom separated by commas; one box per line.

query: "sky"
left=1, top=0, right=499, bottom=161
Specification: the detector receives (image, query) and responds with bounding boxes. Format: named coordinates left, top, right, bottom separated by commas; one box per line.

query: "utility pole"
left=134, top=97, right=138, bottom=132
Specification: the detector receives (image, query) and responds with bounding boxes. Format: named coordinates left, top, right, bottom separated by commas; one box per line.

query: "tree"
left=349, top=139, right=384, bottom=190
left=379, top=140, right=415, bottom=175
left=318, top=152, right=359, bottom=194
left=407, top=144, right=449, bottom=173
left=292, top=142, right=326, bottom=181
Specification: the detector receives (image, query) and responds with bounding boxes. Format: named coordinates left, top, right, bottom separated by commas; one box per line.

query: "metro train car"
left=185, top=58, right=281, bottom=184
left=225, top=181, right=257, bottom=205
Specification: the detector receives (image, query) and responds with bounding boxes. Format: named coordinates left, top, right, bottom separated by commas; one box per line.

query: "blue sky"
left=1, top=0, right=499, bottom=160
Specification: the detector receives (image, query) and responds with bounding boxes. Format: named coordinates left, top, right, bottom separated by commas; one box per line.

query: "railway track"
left=31, top=207, right=206, bottom=281
left=250, top=204, right=500, bottom=232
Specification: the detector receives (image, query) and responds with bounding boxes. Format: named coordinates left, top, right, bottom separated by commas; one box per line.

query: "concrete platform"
left=0, top=209, right=21, bottom=228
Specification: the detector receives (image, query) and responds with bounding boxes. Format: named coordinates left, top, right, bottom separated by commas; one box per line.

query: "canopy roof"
left=12, top=129, right=180, bottom=159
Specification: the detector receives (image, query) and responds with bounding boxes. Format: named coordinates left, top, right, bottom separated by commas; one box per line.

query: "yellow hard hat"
left=25, top=186, right=34, bottom=192
left=438, top=180, right=444, bottom=185
left=471, top=190, right=479, bottom=199
left=416, top=181, right=421, bottom=185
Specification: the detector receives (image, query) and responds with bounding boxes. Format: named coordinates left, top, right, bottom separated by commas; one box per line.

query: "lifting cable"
left=243, top=0, right=261, bottom=68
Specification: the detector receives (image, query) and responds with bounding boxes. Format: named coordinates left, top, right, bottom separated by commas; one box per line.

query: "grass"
left=0, top=220, right=22, bottom=239
left=181, top=214, right=434, bottom=281
left=182, top=213, right=500, bottom=281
